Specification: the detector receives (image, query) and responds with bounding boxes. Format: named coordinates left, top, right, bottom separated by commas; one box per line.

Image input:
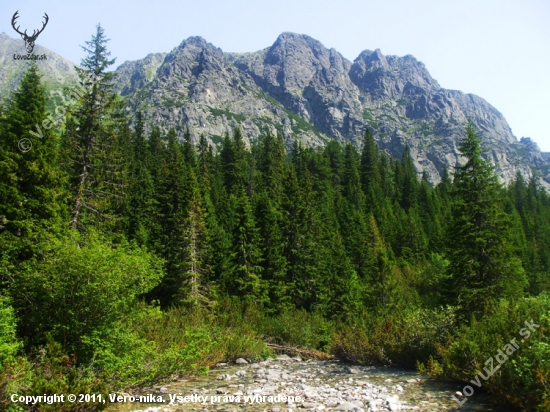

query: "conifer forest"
left=0, top=25, right=549, bottom=411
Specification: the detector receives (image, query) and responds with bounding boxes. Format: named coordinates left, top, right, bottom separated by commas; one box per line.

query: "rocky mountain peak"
left=106, top=32, right=550, bottom=187
left=271, top=32, right=323, bottom=51
left=173, top=36, right=224, bottom=62
left=261, top=32, right=350, bottom=90
left=114, top=52, right=167, bottom=96
left=2, top=31, right=548, bottom=188
left=156, top=36, right=226, bottom=84
left=520, top=137, right=540, bottom=151
left=350, top=49, right=439, bottom=101
left=177, top=36, right=210, bottom=49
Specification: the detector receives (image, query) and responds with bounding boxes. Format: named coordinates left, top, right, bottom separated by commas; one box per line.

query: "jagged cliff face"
left=114, top=36, right=330, bottom=150
left=114, top=32, right=545, bottom=185
left=1, top=31, right=547, bottom=186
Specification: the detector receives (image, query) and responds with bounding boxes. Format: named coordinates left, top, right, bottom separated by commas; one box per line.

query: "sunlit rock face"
left=2, top=31, right=548, bottom=187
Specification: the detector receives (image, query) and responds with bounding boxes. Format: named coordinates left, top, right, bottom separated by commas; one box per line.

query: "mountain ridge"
left=114, top=31, right=546, bottom=186
left=1, top=31, right=548, bottom=187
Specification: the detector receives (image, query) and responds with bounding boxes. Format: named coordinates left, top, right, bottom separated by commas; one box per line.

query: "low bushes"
left=333, top=298, right=549, bottom=410
left=332, top=306, right=456, bottom=367
left=430, top=296, right=550, bottom=411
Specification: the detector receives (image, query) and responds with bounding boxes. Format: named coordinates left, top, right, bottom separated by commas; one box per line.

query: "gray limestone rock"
left=1, top=30, right=549, bottom=188
left=335, top=402, right=365, bottom=411
left=111, top=32, right=550, bottom=188
left=344, top=366, right=361, bottom=374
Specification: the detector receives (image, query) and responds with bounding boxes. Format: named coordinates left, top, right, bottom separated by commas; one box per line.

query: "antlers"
left=11, top=11, right=25, bottom=37
left=11, top=11, right=49, bottom=40
left=33, top=13, right=49, bottom=39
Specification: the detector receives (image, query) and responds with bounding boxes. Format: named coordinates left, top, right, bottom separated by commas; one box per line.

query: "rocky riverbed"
left=105, top=356, right=503, bottom=412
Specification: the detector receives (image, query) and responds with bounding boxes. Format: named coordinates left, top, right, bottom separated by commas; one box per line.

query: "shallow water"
left=105, top=358, right=504, bottom=411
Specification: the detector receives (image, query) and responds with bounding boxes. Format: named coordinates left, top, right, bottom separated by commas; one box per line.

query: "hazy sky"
left=2, top=0, right=549, bottom=150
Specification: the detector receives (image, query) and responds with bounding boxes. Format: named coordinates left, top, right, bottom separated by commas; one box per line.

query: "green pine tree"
left=153, top=129, right=187, bottom=306
left=281, top=167, right=318, bottom=311
left=63, top=24, right=129, bottom=232
left=398, top=146, right=419, bottom=211
left=447, top=122, right=527, bottom=317
left=227, top=191, right=267, bottom=305
left=254, top=192, right=288, bottom=312
left=176, top=168, right=213, bottom=309
left=0, top=64, right=65, bottom=259
left=127, top=112, right=156, bottom=246
left=221, top=128, right=249, bottom=195
left=360, top=128, right=382, bottom=212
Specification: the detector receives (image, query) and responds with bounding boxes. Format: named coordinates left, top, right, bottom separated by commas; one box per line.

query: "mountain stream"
left=105, top=356, right=504, bottom=412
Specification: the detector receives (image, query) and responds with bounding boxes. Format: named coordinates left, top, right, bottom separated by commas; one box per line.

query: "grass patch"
left=250, top=89, right=326, bottom=140
left=208, top=107, right=246, bottom=123
left=253, top=117, right=283, bottom=135
left=362, top=108, right=374, bottom=121
left=287, top=110, right=317, bottom=135
left=210, top=134, right=224, bottom=145
left=418, top=123, right=432, bottom=137
left=380, top=113, right=397, bottom=122
left=162, top=97, right=185, bottom=108
left=135, top=86, right=152, bottom=101
left=368, top=120, right=379, bottom=129
left=255, top=91, right=282, bottom=107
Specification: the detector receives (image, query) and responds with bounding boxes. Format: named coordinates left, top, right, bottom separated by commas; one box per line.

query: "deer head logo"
left=11, top=11, right=49, bottom=54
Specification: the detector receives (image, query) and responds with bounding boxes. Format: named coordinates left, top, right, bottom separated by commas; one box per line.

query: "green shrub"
left=436, top=296, right=550, bottom=410
left=9, top=230, right=163, bottom=358
left=332, top=306, right=456, bottom=367
left=81, top=301, right=270, bottom=388
left=89, top=323, right=215, bottom=388
left=0, top=356, right=32, bottom=412
left=259, top=309, right=333, bottom=351
left=0, top=296, right=20, bottom=365
left=0, top=337, right=108, bottom=412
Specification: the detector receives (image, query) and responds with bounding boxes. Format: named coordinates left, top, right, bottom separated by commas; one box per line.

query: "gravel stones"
left=122, top=358, right=497, bottom=412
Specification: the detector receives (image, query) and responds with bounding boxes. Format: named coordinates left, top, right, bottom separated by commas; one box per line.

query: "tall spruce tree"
left=0, top=65, right=65, bottom=259
left=398, top=145, right=419, bottom=211
left=360, top=128, right=382, bottom=212
left=127, top=112, right=155, bottom=246
left=154, top=129, right=187, bottom=306
left=221, top=128, right=249, bottom=195
left=254, top=192, right=288, bottom=312
left=197, top=134, right=215, bottom=192
left=63, top=24, right=129, bottom=232
left=176, top=168, right=213, bottom=308
left=281, top=167, right=318, bottom=311
left=448, top=122, right=527, bottom=317
left=257, top=132, right=285, bottom=198
left=340, top=144, right=370, bottom=278
left=142, top=126, right=165, bottom=251
left=227, top=191, right=267, bottom=305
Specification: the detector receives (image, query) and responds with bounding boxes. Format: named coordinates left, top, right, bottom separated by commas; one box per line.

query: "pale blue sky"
left=1, top=0, right=549, bottom=150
